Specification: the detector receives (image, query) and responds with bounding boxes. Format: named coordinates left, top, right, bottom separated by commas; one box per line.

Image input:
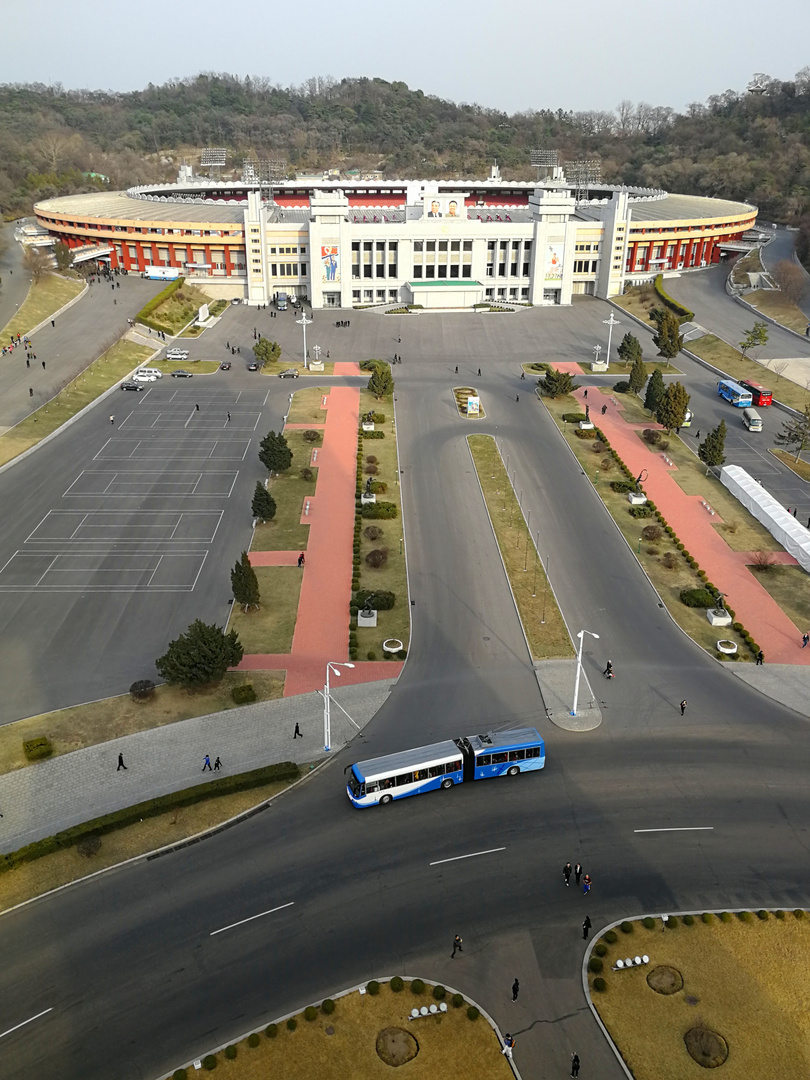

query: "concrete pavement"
left=0, top=222, right=31, bottom=332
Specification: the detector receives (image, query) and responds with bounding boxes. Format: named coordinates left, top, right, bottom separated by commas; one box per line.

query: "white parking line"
left=0, top=1007, right=53, bottom=1041
left=634, top=827, right=714, bottom=833
left=429, top=846, right=506, bottom=866
left=210, top=902, right=294, bottom=936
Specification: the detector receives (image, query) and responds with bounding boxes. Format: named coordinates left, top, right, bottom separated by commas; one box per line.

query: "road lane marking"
left=430, top=846, right=506, bottom=866
left=210, top=901, right=294, bottom=936
left=0, top=1008, right=53, bottom=1040
left=634, top=827, right=714, bottom=833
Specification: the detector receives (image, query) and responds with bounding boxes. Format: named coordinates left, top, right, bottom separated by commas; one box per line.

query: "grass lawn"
left=543, top=394, right=753, bottom=660
left=286, top=385, right=330, bottom=424
left=468, top=434, right=573, bottom=659
left=1, top=273, right=84, bottom=338
left=770, top=448, right=810, bottom=482
left=749, top=564, right=808, bottom=633
left=149, top=359, right=221, bottom=375
left=355, top=388, right=409, bottom=657
left=252, top=431, right=319, bottom=551
left=0, top=773, right=297, bottom=913
left=612, top=285, right=659, bottom=324
left=452, top=386, right=486, bottom=418
left=139, top=283, right=212, bottom=335
left=0, top=338, right=154, bottom=467
left=744, top=288, right=809, bottom=334
left=591, top=912, right=810, bottom=1080
left=0, top=671, right=284, bottom=775
left=164, top=980, right=512, bottom=1080
left=688, top=334, right=810, bottom=412
left=228, top=567, right=302, bottom=653
left=729, top=247, right=764, bottom=287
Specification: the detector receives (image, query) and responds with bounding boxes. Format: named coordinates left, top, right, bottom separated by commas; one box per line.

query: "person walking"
left=213, top=756, right=222, bottom=771
left=298, top=552, right=305, bottom=567
left=582, top=916, right=592, bottom=940
left=574, top=862, right=582, bottom=887
left=109, top=415, right=115, bottom=424
left=756, top=650, right=764, bottom=665
left=563, top=861, right=572, bottom=887
left=583, top=388, right=588, bottom=398
left=29, top=388, right=33, bottom=397
left=571, top=1052, right=581, bottom=1077
left=226, top=412, right=231, bottom=422
left=202, top=754, right=212, bottom=772
left=293, top=723, right=302, bottom=739
left=803, top=631, right=810, bottom=648
left=520, top=370, right=525, bottom=379
left=477, top=368, right=481, bottom=377
left=455, top=366, right=458, bottom=374
left=117, top=752, right=127, bottom=771
left=195, top=403, right=199, bottom=411
left=511, top=978, right=520, bottom=1001
left=451, top=934, right=463, bottom=958
left=26, top=358, right=29, bottom=368
left=516, top=395, right=520, bottom=402
left=601, top=403, right=607, bottom=415
left=604, top=660, right=614, bottom=679
left=680, top=699, right=687, bottom=715
left=582, top=874, right=592, bottom=896
left=501, top=1033, right=515, bottom=1059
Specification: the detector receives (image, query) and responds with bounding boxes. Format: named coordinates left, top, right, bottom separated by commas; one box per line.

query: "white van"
left=742, top=407, right=763, bottom=432
left=137, top=367, right=164, bottom=379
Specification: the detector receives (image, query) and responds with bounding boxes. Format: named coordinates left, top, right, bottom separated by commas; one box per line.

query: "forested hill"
left=1, top=70, right=809, bottom=253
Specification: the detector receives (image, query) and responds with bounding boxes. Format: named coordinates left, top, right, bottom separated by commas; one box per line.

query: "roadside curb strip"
left=158, top=976, right=524, bottom=1080
left=582, top=906, right=810, bottom=1080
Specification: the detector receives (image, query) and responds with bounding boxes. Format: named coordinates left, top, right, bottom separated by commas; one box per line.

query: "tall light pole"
left=603, top=312, right=620, bottom=365
left=571, top=629, right=599, bottom=717
left=324, top=661, right=355, bottom=751
left=297, top=311, right=312, bottom=369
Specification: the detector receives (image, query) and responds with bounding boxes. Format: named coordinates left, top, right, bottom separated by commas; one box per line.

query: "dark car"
left=171, top=369, right=193, bottom=378
left=247, top=362, right=260, bottom=371
left=220, top=361, right=232, bottom=371
left=279, top=368, right=300, bottom=378
left=121, top=381, right=144, bottom=391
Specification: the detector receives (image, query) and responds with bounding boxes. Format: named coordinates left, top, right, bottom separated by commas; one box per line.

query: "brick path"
left=587, top=389, right=810, bottom=665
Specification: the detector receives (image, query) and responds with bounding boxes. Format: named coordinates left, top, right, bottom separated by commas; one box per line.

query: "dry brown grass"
left=0, top=775, right=295, bottom=913
left=0, top=672, right=285, bottom=775
left=751, top=565, right=810, bottom=633
left=228, top=567, right=302, bottom=653
left=286, top=386, right=330, bottom=424
left=1, top=273, right=84, bottom=338
left=745, top=289, right=809, bottom=334
left=163, top=981, right=512, bottom=1080
left=591, top=913, right=810, bottom=1080
left=770, top=448, right=810, bottom=482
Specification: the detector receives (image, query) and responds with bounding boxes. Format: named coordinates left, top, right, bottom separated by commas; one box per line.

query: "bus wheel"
left=441, top=778, right=453, bottom=789
left=507, top=766, right=520, bottom=776
left=380, top=794, right=393, bottom=805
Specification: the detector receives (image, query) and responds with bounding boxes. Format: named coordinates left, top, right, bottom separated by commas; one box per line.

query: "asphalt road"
left=5, top=341, right=810, bottom=1079
left=0, top=221, right=31, bottom=331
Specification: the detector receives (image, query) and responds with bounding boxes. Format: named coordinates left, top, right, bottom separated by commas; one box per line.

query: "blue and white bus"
left=717, top=379, right=753, bottom=408
left=346, top=727, right=545, bottom=808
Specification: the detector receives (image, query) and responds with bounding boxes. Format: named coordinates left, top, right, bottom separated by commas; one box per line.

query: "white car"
left=166, top=349, right=189, bottom=360
left=131, top=372, right=157, bottom=383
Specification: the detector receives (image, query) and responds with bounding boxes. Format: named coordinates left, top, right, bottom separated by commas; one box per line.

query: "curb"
left=158, top=976, right=524, bottom=1080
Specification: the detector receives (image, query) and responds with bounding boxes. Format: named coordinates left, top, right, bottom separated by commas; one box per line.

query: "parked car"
left=279, top=368, right=300, bottom=379
left=220, top=361, right=232, bottom=371
left=247, top=362, right=260, bottom=371
left=120, top=381, right=144, bottom=391
left=171, top=369, right=193, bottom=378
left=131, top=373, right=157, bottom=383
left=230, top=297, right=242, bottom=305
left=166, top=349, right=189, bottom=360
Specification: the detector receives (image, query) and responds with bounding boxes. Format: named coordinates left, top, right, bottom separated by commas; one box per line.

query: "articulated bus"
left=346, top=727, right=545, bottom=808
left=717, top=379, right=753, bottom=408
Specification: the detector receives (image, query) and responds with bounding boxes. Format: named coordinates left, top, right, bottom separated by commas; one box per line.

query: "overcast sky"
left=3, top=0, right=808, bottom=115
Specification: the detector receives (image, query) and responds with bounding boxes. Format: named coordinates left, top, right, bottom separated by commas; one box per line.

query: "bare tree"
left=771, top=260, right=807, bottom=306
left=36, top=132, right=73, bottom=172
left=22, top=246, right=52, bottom=282
left=769, top=359, right=790, bottom=385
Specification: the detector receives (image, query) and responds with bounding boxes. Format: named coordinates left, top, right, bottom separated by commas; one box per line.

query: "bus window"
left=449, top=760, right=462, bottom=772
left=380, top=777, right=394, bottom=789
left=477, top=754, right=491, bottom=766
left=395, top=772, right=414, bottom=786
left=492, top=752, right=508, bottom=764
left=526, top=746, right=541, bottom=758
left=428, top=763, right=445, bottom=778
left=508, top=749, right=526, bottom=761
left=366, top=781, right=379, bottom=793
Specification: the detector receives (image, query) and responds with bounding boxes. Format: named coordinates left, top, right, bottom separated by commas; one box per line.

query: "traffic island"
left=587, top=910, right=809, bottom=1080
left=452, top=386, right=485, bottom=418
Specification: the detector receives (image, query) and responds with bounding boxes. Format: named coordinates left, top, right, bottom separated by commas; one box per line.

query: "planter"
left=383, top=638, right=403, bottom=656
left=628, top=492, right=648, bottom=506
left=716, top=639, right=738, bottom=655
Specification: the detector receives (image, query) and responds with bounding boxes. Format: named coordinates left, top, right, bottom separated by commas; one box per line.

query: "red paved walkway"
left=334, top=361, right=361, bottom=376
left=239, top=384, right=404, bottom=693
left=586, top=389, right=810, bottom=666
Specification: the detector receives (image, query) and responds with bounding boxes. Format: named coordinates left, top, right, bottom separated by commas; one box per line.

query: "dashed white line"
left=0, top=1007, right=53, bottom=1041
left=210, top=901, right=294, bottom=936
left=430, top=846, right=506, bottom=866
left=634, top=827, right=714, bottom=833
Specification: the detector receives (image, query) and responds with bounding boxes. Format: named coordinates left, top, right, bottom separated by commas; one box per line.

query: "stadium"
left=30, top=165, right=760, bottom=310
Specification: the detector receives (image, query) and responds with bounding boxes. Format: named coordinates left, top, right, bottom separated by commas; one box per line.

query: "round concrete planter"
left=716, top=639, right=738, bottom=655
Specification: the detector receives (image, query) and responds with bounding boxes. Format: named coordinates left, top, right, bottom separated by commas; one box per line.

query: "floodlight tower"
left=565, top=159, right=601, bottom=203
left=242, top=159, right=288, bottom=204
left=530, top=149, right=560, bottom=183
left=200, top=147, right=227, bottom=181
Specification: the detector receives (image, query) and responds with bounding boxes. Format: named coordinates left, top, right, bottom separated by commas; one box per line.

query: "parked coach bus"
left=739, top=380, right=773, bottom=406
left=346, top=727, right=545, bottom=808
left=717, top=379, right=753, bottom=408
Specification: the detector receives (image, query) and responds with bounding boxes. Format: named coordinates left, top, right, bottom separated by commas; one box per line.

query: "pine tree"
left=628, top=353, right=647, bottom=395
left=231, top=551, right=261, bottom=611
left=774, top=404, right=810, bottom=463
left=656, top=381, right=690, bottom=432
left=368, top=363, right=394, bottom=399
left=617, top=332, right=642, bottom=368
left=644, top=368, right=665, bottom=415
left=652, top=310, right=684, bottom=360
left=258, top=430, right=292, bottom=473
left=539, top=368, right=579, bottom=397
left=739, top=321, right=769, bottom=360
left=699, top=420, right=727, bottom=467
left=254, top=338, right=281, bottom=365
left=156, top=620, right=244, bottom=687
left=252, top=481, right=277, bottom=522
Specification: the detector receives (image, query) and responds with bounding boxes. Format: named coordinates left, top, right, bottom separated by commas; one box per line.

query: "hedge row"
left=653, top=273, right=695, bottom=323
left=134, top=276, right=185, bottom=326
left=0, top=760, right=300, bottom=874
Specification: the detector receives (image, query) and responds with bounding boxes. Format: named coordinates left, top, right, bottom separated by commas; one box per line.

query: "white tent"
left=720, top=465, right=810, bottom=574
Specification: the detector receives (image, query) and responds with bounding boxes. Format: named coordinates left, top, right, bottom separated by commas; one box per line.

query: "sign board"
left=467, top=396, right=481, bottom=416
left=321, top=245, right=340, bottom=283
left=424, top=195, right=464, bottom=220
left=198, top=303, right=210, bottom=323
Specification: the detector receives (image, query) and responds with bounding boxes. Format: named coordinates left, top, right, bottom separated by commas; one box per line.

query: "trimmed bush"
left=287, top=1018, right=298, bottom=1031
left=362, top=430, right=385, bottom=439
left=795, top=909, right=806, bottom=919
left=364, top=525, right=383, bottom=541
left=23, top=736, right=53, bottom=762
left=604, top=930, right=618, bottom=944
left=265, top=1024, right=278, bottom=1038
left=613, top=380, right=631, bottom=393
left=737, top=910, right=753, bottom=922
left=574, top=428, right=597, bottom=440
left=562, top=412, right=587, bottom=423
left=641, top=525, right=663, bottom=542
left=361, top=501, right=398, bottom=519
left=629, top=505, right=653, bottom=518
left=248, top=1033, right=260, bottom=1048
left=367, top=650, right=376, bottom=660
left=322, top=999, right=336, bottom=1015
left=410, top=979, right=425, bottom=995
left=355, top=589, right=395, bottom=611
left=757, top=909, right=769, bottom=920
left=680, top=587, right=716, bottom=608
left=303, top=430, right=321, bottom=442
left=683, top=914, right=695, bottom=926
left=76, top=834, right=102, bottom=858
left=173, top=1071, right=188, bottom=1080
left=304, top=1006, right=318, bottom=1021
left=620, top=921, right=634, bottom=934
left=588, top=957, right=604, bottom=974
left=300, top=467, right=314, bottom=482
left=231, top=683, right=256, bottom=705
left=702, top=912, right=714, bottom=924
left=367, top=980, right=381, bottom=995
left=390, top=977, right=404, bottom=992
left=776, top=909, right=786, bottom=920
left=129, top=679, right=156, bottom=701
left=364, top=464, right=378, bottom=475
left=720, top=912, right=732, bottom=922
left=593, top=977, right=607, bottom=992
left=224, top=1046, right=237, bottom=1060
left=466, top=1006, right=479, bottom=1021
left=202, top=1056, right=217, bottom=1071
left=595, top=942, right=608, bottom=957
left=433, top=984, right=446, bottom=1000
left=365, top=548, right=389, bottom=568
left=610, top=480, right=634, bottom=493
left=370, top=481, right=388, bottom=494
left=666, top=915, right=679, bottom=928
left=643, top=916, right=656, bottom=930
left=653, top=273, right=695, bottom=322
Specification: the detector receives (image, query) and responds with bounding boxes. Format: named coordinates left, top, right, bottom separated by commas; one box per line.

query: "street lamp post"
left=603, top=312, right=621, bottom=365
left=297, top=312, right=312, bottom=369
left=324, top=661, right=355, bottom=751
left=541, top=554, right=549, bottom=623
left=571, top=629, right=600, bottom=717
left=532, top=533, right=540, bottom=596
left=592, top=344, right=602, bottom=367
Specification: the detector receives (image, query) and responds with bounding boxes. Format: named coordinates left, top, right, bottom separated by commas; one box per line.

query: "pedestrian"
left=110, top=415, right=115, bottom=424
left=520, top=370, right=525, bottom=379
left=574, top=862, right=582, bottom=886
left=213, top=756, right=222, bottom=770
left=803, top=632, right=809, bottom=649
left=794, top=508, right=798, bottom=518
left=582, top=916, right=592, bottom=940
left=571, top=1052, right=580, bottom=1077
left=477, top=368, right=481, bottom=377
left=195, top=403, right=199, bottom=411
left=512, top=978, right=519, bottom=1001
left=583, top=874, right=592, bottom=895
left=29, top=388, right=33, bottom=397
left=516, top=395, right=520, bottom=402
left=807, top=517, right=810, bottom=529
left=455, top=366, right=458, bottom=374
left=695, top=430, right=700, bottom=440
left=113, top=298, right=117, bottom=305
left=501, top=1033, right=515, bottom=1058
left=398, top=336, right=401, bottom=343
left=680, top=699, right=687, bottom=715
left=601, top=404, right=607, bottom=414
left=756, top=650, right=764, bottom=665
left=326, top=351, right=329, bottom=359
left=202, top=754, right=212, bottom=771
left=226, top=341, right=230, bottom=350
left=26, top=358, right=29, bottom=368
left=293, top=722, right=302, bottom=739
left=451, top=934, right=463, bottom=957
left=787, top=507, right=792, bottom=516
left=51, top=320, right=55, bottom=328
left=583, top=388, right=588, bottom=398
left=117, top=752, right=127, bottom=771
left=603, top=660, right=614, bottom=679
left=298, top=552, right=305, bottom=567
left=226, top=411, right=231, bottom=422
left=563, top=861, right=572, bottom=886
